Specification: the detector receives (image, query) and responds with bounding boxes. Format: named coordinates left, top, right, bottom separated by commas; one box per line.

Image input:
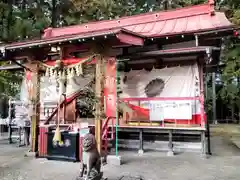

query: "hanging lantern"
left=75, top=66, right=80, bottom=76
left=55, top=60, right=63, bottom=69
left=26, top=72, right=38, bottom=103
left=79, top=64, right=83, bottom=75
left=51, top=47, right=57, bottom=52
left=45, top=68, right=50, bottom=77
left=70, top=68, right=75, bottom=78
left=67, top=69, right=71, bottom=79
left=58, top=70, right=61, bottom=77
left=53, top=70, right=56, bottom=77
left=75, top=64, right=83, bottom=76
left=63, top=69, right=67, bottom=79
left=27, top=80, right=33, bottom=100
left=50, top=68, right=54, bottom=76
left=59, top=71, right=63, bottom=79
left=26, top=71, right=32, bottom=80
left=52, top=126, right=63, bottom=146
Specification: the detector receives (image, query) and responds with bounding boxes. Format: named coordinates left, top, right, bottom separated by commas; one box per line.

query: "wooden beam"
left=212, top=72, right=217, bottom=123
left=0, top=64, right=22, bottom=70
left=11, top=60, right=32, bottom=71
left=194, top=27, right=235, bottom=36
left=26, top=62, right=40, bottom=153
left=116, top=32, right=144, bottom=46
left=95, top=55, right=105, bottom=155
left=119, top=46, right=220, bottom=59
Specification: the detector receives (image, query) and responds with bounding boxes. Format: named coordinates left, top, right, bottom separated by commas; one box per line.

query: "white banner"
left=147, top=101, right=192, bottom=121
left=119, top=63, right=200, bottom=120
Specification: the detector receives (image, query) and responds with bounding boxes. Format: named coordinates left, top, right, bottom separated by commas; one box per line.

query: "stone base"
left=101, top=156, right=107, bottom=166
left=76, top=172, right=107, bottom=180
left=106, top=155, right=122, bottom=166
left=76, top=177, right=107, bottom=180
left=120, top=176, right=143, bottom=180
left=201, top=153, right=210, bottom=159
left=167, top=151, right=174, bottom=157
left=138, top=149, right=144, bottom=155
left=24, top=150, right=37, bottom=157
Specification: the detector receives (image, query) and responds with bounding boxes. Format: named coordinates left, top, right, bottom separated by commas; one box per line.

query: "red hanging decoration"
left=234, top=30, right=239, bottom=37
left=26, top=71, right=32, bottom=81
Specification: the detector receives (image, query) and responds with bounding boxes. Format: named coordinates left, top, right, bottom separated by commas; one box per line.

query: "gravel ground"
left=0, top=136, right=240, bottom=180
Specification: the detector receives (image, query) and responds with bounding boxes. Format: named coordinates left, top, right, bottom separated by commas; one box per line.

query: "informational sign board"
left=149, top=101, right=192, bottom=121
left=149, top=101, right=164, bottom=121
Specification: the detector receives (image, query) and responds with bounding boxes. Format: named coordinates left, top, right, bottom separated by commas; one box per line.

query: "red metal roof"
left=5, top=29, right=120, bottom=49
left=5, top=29, right=145, bottom=50
left=43, top=2, right=233, bottom=39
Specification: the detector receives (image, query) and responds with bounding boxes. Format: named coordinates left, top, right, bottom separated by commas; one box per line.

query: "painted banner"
left=118, top=63, right=201, bottom=122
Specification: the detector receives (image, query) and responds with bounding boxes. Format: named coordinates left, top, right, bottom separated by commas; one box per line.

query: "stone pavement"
left=1, top=136, right=240, bottom=180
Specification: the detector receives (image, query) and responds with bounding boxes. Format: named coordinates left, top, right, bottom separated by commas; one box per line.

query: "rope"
left=39, top=54, right=98, bottom=69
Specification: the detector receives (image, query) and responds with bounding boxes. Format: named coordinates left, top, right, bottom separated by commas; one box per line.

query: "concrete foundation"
left=167, top=151, right=174, bottom=157
left=201, top=153, right=210, bottom=159
left=106, top=155, right=122, bottom=166
left=138, top=149, right=144, bottom=155
left=24, top=150, right=37, bottom=157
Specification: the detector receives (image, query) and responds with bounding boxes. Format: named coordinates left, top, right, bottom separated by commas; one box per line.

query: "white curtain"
left=119, top=63, right=201, bottom=116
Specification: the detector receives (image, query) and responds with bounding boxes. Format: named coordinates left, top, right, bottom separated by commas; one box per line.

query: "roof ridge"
left=43, top=3, right=212, bottom=38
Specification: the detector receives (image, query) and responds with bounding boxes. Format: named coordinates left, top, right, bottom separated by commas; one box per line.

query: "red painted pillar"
left=38, top=125, right=48, bottom=157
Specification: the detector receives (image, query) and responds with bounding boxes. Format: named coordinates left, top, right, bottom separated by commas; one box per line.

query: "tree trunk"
left=231, top=105, right=235, bottom=123
left=51, top=0, right=57, bottom=27
left=7, top=0, right=13, bottom=41
left=238, top=111, right=240, bottom=124
left=164, top=0, right=168, bottom=10
left=212, top=72, right=217, bottom=124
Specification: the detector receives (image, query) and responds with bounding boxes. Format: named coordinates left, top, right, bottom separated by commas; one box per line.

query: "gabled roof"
left=1, top=0, right=235, bottom=52
left=43, top=1, right=233, bottom=39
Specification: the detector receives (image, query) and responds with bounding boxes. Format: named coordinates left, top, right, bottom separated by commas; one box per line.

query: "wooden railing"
left=44, top=101, right=65, bottom=125
left=44, top=90, right=85, bottom=125
left=101, top=116, right=115, bottom=152
left=102, top=116, right=115, bottom=140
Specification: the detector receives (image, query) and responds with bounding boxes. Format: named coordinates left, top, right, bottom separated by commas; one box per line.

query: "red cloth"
left=44, top=57, right=96, bottom=66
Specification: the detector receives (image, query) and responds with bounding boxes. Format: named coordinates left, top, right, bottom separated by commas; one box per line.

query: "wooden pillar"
left=28, top=62, right=40, bottom=153
left=205, top=73, right=208, bottom=118
left=199, top=62, right=205, bottom=128
left=8, top=98, right=13, bottom=144
left=205, top=59, right=212, bottom=156
left=199, top=61, right=207, bottom=156
left=138, top=128, right=144, bottom=154
left=95, top=55, right=105, bottom=155
left=201, top=130, right=206, bottom=156
left=212, top=72, right=217, bottom=124
left=167, top=130, right=174, bottom=156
